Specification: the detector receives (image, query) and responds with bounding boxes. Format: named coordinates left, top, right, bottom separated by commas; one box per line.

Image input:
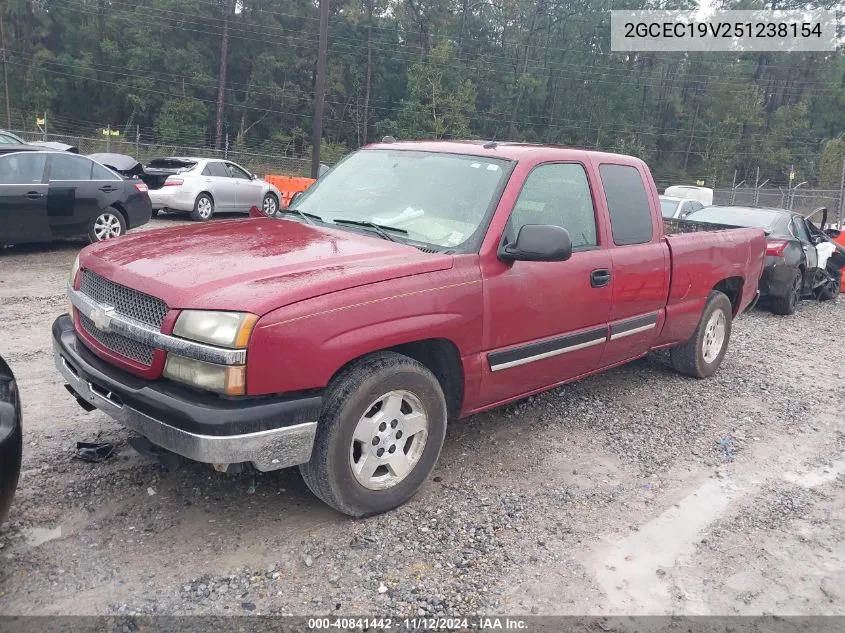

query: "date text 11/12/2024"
left=307, top=617, right=529, bottom=630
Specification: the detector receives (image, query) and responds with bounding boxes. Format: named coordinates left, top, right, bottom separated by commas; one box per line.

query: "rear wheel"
left=191, top=194, right=214, bottom=222
left=299, top=352, right=447, bottom=517
left=87, top=208, right=126, bottom=243
left=670, top=290, right=733, bottom=379
left=770, top=269, right=802, bottom=315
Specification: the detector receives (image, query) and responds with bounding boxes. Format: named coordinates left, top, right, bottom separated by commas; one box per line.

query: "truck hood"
left=80, top=218, right=454, bottom=315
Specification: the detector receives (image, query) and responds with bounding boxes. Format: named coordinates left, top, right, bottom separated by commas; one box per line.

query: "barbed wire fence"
left=7, top=127, right=313, bottom=178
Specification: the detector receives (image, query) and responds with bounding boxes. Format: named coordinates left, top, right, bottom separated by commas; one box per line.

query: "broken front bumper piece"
left=52, top=314, right=321, bottom=472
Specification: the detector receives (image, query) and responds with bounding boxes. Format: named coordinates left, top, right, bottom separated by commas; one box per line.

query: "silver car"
left=143, top=157, right=282, bottom=221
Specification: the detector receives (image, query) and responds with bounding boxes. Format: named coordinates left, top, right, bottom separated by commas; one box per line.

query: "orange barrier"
left=264, top=175, right=316, bottom=208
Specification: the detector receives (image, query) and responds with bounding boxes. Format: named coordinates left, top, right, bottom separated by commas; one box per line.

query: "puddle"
left=24, top=525, right=63, bottom=547
left=782, top=457, right=845, bottom=489
left=595, top=478, right=743, bottom=614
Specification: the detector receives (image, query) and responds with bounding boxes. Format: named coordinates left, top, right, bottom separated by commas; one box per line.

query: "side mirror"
left=498, top=224, right=573, bottom=263
left=251, top=173, right=258, bottom=180
left=289, top=191, right=303, bottom=207
left=318, top=163, right=329, bottom=177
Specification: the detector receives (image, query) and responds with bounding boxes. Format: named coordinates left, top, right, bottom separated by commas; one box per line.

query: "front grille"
left=80, top=270, right=168, bottom=329
left=79, top=314, right=155, bottom=366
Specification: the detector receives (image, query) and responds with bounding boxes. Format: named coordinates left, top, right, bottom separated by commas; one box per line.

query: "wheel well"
left=108, top=203, right=129, bottom=226
left=712, top=276, right=744, bottom=314
left=198, top=191, right=214, bottom=203
left=331, top=339, right=464, bottom=419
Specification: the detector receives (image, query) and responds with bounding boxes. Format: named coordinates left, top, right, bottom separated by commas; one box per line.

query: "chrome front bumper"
left=54, top=334, right=318, bottom=472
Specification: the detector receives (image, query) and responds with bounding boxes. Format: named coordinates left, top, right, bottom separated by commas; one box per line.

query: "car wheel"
left=816, top=269, right=841, bottom=302
left=670, top=290, right=733, bottom=379
left=771, top=269, right=802, bottom=315
left=261, top=193, right=279, bottom=216
left=299, top=351, right=447, bottom=517
left=191, top=194, right=214, bottom=222
left=87, top=208, right=127, bottom=243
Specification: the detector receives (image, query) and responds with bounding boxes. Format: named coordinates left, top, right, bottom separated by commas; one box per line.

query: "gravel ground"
left=0, top=215, right=843, bottom=616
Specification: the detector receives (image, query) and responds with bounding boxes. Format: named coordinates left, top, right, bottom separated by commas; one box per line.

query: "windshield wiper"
left=282, top=207, right=323, bottom=225
left=332, top=218, right=408, bottom=242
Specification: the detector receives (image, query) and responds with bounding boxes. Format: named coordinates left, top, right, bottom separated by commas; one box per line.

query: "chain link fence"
left=714, top=186, right=843, bottom=222
left=8, top=129, right=313, bottom=178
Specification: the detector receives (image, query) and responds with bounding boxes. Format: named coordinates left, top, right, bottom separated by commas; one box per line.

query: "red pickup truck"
left=53, top=141, right=766, bottom=517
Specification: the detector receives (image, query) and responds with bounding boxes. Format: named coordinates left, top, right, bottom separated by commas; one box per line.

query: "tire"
left=190, top=193, right=214, bottom=221
left=670, top=290, right=733, bottom=379
left=87, top=208, right=127, bottom=243
left=816, top=268, right=841, bottom=302
left=261, top=193, right=279, bottom=216
left=770, top=269, right=802, bottom=315
left=299, top=351, right=448, bottom=517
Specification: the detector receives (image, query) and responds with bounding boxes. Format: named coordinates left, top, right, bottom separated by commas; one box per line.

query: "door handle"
left=24, top=191, right=45, bottom=200
left=99, top=186, right=118, bottom=193
left=590, top=268, right=611, bottom=288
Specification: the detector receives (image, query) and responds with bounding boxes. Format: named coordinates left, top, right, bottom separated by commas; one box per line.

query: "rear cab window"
left=599, top=164, right=654, bottom=245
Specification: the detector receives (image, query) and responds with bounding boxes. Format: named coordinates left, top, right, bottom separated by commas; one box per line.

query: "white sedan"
left=143, top=157, right=282, bottom=221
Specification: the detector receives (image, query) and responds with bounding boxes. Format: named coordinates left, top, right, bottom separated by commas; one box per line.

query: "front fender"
left=244, top=265, right=483, bottom=396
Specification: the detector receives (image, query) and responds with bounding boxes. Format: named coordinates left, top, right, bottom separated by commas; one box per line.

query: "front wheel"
left=670, top=290, right=733, bottom=379
left=87, top=208, right=126, bottom=243
left=299, top=352, right=447, bottom=517
left=815, top=268, right=841, bottom=302
left=261, top=193, right=279, bottom=216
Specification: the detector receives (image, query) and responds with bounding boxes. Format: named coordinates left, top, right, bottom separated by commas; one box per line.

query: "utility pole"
left=42, top=111, right=47, bottom=141
left=135, top=124, right=140, bottom=158
left=311, top=0, right=330, bottom=179
left=0, top=2, right=11, bottom=129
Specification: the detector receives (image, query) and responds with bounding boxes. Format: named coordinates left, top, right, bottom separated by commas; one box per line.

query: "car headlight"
left=69, top=254, right=80, bottom=286
left=164, top=355, right=246, bottom=396
left=172, top=310, right=257, bottom=348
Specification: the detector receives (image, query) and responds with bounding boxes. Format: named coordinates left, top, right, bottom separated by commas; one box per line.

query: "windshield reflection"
left=291, top=149, right=511, bottom=249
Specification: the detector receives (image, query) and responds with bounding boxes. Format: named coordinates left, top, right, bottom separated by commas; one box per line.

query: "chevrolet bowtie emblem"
left=90, top=305, right=115, bottom=332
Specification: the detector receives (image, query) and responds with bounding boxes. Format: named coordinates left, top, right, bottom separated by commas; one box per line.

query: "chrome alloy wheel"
left=702, top=309, right=726, bottom=364
left=349, top=390, right=429, bottom=490
left=93, top=213, right=123, bottom=240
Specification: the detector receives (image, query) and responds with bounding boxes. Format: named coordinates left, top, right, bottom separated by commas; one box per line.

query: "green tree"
left=819, top=138, right=845, bottom=190
left=393, top=42, right=476, bottom=139
left=154, top=99, right=208, bottom=146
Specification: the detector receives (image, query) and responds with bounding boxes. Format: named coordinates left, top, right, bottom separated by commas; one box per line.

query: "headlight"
left=164, top=355, right=246, bottom=396
left=173, top=310, right=257, bottom=348
left=69, top=254, right=80, bottom=286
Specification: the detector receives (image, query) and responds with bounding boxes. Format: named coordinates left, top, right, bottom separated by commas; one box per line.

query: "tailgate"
left=664, top=227, right=766, bottom=309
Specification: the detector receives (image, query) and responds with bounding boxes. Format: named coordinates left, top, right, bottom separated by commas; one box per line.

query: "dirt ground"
left=0, top=215, right=843, bottom=617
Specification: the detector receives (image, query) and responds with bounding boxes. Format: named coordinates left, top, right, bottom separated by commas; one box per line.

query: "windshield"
left=291, top=149, right=512, bottom=249
left=688, top=207, right=779, bottom=230
left=659, top=198, right=680, bottom=218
